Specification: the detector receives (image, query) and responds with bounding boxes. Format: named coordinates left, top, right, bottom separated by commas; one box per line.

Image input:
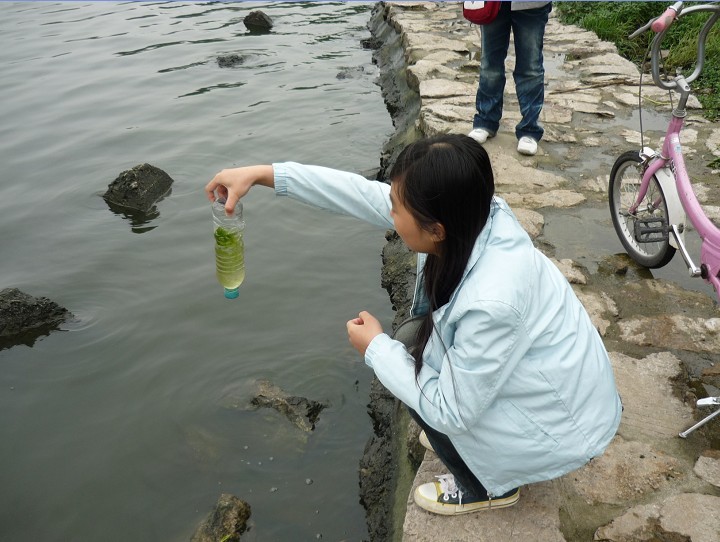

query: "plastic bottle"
left=212, top=198, right=245, bottom=299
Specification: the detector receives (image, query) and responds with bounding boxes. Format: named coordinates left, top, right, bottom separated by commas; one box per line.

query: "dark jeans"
left=408, top=407, right=490, bottom=499
left=473, top=2, right=552, bottom=141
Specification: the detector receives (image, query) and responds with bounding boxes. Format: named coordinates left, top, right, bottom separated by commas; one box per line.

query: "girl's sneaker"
left=414, top=474, right=519, bottom=515
left=418, top=430, right=434, bottom=452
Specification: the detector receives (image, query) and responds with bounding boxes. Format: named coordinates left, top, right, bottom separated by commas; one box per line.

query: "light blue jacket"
left=274, top=161, right=622, bottom=496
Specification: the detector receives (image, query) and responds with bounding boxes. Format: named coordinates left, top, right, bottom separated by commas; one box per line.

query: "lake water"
left=0, top=2, right=395, bottom=540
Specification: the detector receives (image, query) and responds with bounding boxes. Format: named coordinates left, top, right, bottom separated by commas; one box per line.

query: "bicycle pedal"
left=634, top=217, right=669, bottom=242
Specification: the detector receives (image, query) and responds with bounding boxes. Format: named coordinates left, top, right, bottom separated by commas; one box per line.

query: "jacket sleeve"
left=365, top=300, right=532, bottom=435
left=272, top=162, right=394, bottom=229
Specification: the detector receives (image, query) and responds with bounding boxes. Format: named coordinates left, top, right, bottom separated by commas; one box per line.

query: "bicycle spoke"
left=609, top=151, right=675, bottom=268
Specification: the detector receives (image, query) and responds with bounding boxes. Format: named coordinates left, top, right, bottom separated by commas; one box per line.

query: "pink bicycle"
left=608, top=1, right=720, bottom=438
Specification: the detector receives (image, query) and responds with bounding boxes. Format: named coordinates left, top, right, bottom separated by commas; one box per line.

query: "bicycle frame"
left=628, top=3, right=720, bottom=302
left=619, top=2, right=720, bottom=439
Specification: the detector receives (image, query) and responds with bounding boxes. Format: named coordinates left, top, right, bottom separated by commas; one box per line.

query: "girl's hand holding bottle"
left=205, top=165, right=275, bottom=214
left=206, top=165, right=386, bottom=352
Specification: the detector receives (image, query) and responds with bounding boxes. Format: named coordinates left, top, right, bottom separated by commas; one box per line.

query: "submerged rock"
left=190, top=493, right=251, bottom=542
left=250, top=380, right=328, bottom=432
left=103, top=163, right=173, bottom=213
left=217, top=54, right=250, bottom=68
left=336, top=66, right=371, bottom=80
left=360, top=37, right=382, bottom=50
left=0, top=288, right=72, bottom=350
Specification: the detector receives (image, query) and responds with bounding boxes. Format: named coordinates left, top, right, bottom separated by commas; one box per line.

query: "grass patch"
left=556, top=2, right=720, bottom=120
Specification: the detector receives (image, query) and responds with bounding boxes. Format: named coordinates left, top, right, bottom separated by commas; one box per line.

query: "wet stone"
left=336, top=66, right=372, bottom=80
left=360, top=37, right=382, bottom=50
left=502, top=189, right=586, bottom=209
left=693, top=450, right=720, bottom=488
left=597, top=254, right=644, bottom=278
left=574, top=290, right=617, bottom=337
left=250, top=379, right=328, bottom=432
left=243, top=10, right=273, bottom=31
left=570, top=435, right=685, bottom=505
left=418, top=79, right=475, bottom=100
left=618, top=315, right=720, bottom=354
left=0, top=288, right=72, bottom=350
left=611, top=351, right=696, bottom=440
left=513, top=207, right=545, bottom=240
left=551, top=257, right=587, bottom=285
left=190, top=493, right=251, bottom=542
left=595, top=493, right=720, bottom=542
left=217, top=54, right=250, bottom=68
left=103, top=163, right=173, bottom=213
left=707, top=128, right=720, bottom=156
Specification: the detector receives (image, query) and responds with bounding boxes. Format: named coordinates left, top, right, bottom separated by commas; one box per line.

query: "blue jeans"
left=473, top=2, right=552, bottom=141
left=408, top=408, right=489, bottom=498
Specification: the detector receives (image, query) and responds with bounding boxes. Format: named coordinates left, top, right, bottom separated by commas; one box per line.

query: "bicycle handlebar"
left=629, top=1, right=683, bottom=39
left=651, top=5, right=679, bottom=33
left=631, top=2, right=720, bottom=91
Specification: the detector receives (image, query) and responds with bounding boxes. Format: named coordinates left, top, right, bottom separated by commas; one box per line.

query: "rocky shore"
left=362, top=3, right=720, bottom=541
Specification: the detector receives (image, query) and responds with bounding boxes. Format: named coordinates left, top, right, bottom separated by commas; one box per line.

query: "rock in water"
left=0, top=288, right=72, bottom=349
left=243, top=10, right=273, bottom=31
left=251, top=379, right=328, bottom=432
left=103, top=163, right=174, bottom=213
left=217, top=54, right=248, bottom=68
left=190, top=493, right=251, bottom=542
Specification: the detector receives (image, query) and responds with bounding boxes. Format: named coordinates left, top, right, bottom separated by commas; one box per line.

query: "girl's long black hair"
left=389, top=134, right=495, bottom=377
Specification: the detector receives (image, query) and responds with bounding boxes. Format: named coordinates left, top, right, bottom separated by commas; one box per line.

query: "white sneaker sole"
left=414, top=483, right=520, bottom=515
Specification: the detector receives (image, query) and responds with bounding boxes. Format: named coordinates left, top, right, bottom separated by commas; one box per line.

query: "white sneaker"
left=414, top=474, right=520, bottom=515
left=468, top=128, right=493, bottom=144
left=517, top=136, right=538, bottom=156
left=418, top=430, right=434, bottom=452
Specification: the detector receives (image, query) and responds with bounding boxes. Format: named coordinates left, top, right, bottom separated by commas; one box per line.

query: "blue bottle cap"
left=224, top=287, right=239, bottom=299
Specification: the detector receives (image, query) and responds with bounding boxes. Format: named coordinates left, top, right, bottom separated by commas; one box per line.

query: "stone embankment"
left=365, top=3, right=720, bottom=541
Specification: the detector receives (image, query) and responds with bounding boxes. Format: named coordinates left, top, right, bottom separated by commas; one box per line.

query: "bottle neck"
left=212, top=199, right=243, bottom=221
left=212, top=200, right=244, bottom=230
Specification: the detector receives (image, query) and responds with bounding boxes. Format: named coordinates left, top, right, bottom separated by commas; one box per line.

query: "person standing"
left=468, top=1, right=552, bottom=156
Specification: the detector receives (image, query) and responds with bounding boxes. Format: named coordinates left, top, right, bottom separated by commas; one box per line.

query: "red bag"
left=462, top=1, right=500, bottom=25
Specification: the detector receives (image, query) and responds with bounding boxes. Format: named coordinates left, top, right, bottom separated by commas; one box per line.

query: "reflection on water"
left=0, top=2, right=393, bottom=541
left=104, top=199, right=163, bottom=234
left=542, top=204, right=713, bottom=298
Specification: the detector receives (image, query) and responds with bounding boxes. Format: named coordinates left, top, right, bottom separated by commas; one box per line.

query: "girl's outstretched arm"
left=205, top=165, right=275, bottom=214
left=207, top=162, right=394, bottom=229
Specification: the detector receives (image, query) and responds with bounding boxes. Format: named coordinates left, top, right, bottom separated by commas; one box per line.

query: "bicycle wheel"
left=609, top=150, right=676, bottom=268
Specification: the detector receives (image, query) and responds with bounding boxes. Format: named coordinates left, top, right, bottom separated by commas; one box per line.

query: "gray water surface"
left=0, top=2, right=394, bottom=540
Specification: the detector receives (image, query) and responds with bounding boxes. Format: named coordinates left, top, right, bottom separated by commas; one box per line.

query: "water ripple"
left=65, top=32, right=128, bottom=43
left=115, top=40, right=185, bottom=56
left=0, top=2, right=391, bottom=540
left=157, top=60, right=208, bottom=73
left=177, top=81, right=246, bottom=98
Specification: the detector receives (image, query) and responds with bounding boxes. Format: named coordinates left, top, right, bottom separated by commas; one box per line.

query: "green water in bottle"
left=212, top=199, right=245, bottom=299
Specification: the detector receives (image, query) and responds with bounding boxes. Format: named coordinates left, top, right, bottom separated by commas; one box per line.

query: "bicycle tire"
left=609, top=150, right=676, bottom=269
